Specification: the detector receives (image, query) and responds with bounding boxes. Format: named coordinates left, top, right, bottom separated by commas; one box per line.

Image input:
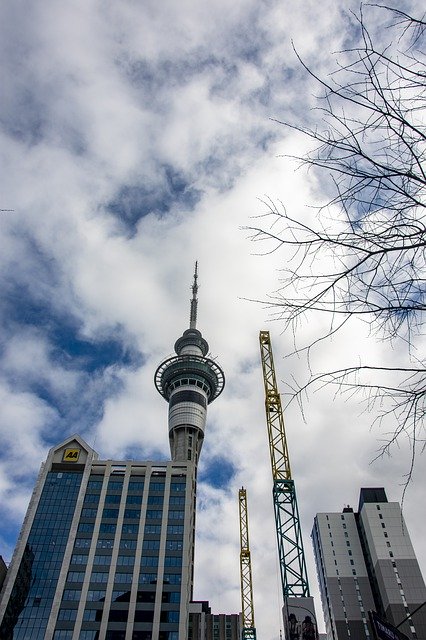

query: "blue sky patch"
left=199, top=455, right=236, bottom=489
left=106, top=165, right=202, bottom=232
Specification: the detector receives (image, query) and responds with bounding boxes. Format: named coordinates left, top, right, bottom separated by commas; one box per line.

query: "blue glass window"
left=128, top=481, right=144, bottom=491
left=0, top=472, right=84, bottom=639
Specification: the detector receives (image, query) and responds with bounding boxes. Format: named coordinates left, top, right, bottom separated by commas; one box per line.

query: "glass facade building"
left=0, top=269, right=226, bottom=640
left=0, top=436, right=195, bottom=640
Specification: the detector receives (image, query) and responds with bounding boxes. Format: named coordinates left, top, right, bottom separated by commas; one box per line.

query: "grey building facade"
left=312, top=488, right=426, bottom=640
left=189, top=602, right=241, bottom=640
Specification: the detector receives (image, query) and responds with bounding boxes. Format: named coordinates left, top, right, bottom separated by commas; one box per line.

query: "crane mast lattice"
left=259, top=330, right=310, bottom=599
left=239, top=487, right=257, bottom=640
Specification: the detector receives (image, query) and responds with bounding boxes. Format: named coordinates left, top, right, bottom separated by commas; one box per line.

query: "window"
left=83, top=609, right=98, bottom=621
left=149, top=482, right=165, bottom=492
left=114, top=573, right=133, bottom=584
left=117, top=555, right=134, bottom=566
left=124, top=509, right=141, bottom=519
left=126, top=494, right=142, bottom=504
left=57, top=608, right=77, bottom=621
left=166, top=540, right=183, bottom=551
left=75, top=538, right=91, bottom=548
left=148, top=496, right=163, bottom=505
left=169, top=496, right=185, bottom=506
left=143, top=540, right=160, bottom=550
left=112, top=589, right=131, bottom=601
left=141, top=556, right=159, bottom=567
left=67, top=571, right=85, bottom=582
left=86, top=590, right=106, bottom=601
left=94, top=555, right=111, bottom=565
left=164, top=556, right=182, bottom=567
left=139, top=573, right=158, bottom=584
left=168, top=511, right=184, bottom=520
left=146, top=510, right=162, bottom=519
left=91, top=572, right=109, bottom=583
left=167, top=525, right=184, bottom=535
left=167, top=592, right=181, bottom=603
left=97, top=539, right=114, bottom=549
left=88, top=480, right=103, bottom=489
left=122, top=523, right=139, bottom=534
left=164, top=573, right=182, bottom=584
left=146, top=524, right=162, bottom=534
left=107, top=481, right=123, bottom=491
left=62, top=589, right=82, bottom=601
left=71, top=554, right=88, bottom=565
left=128, top=481, right=144, bottom=491
left=105, top=494, right=121, bottom=504
left=103, top=508, right=119, bottom=518
left=120, top=539, right=137, bottom=550
left=99, top=523, right=116, bottom=533
left=161, top=611, right=180, bottom=623
left=171, top=483, right=185, bottom=493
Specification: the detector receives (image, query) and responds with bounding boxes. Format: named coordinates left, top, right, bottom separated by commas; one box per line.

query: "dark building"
left=189, top=602, right=241, bottom=640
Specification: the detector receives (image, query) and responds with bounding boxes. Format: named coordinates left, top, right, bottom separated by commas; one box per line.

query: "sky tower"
left=0, top=264, right=226, bottom=640
left=155, top=263, right=225, bottom=465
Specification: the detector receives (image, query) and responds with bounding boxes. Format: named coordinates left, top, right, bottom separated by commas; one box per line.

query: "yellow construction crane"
left=259, top=330, right=292, bottom=481
left=259, top=330, right=310, bottom=598
left=239, top=487, right=257, bottom=640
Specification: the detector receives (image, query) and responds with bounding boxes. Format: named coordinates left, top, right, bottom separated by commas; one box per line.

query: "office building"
left=189, top=602, right=241, bottom=640
left=0, top=266, right=225, bottom=640
left=0, top=557, right=7, bottom=591
left=312, top=488, right=426, bottom=640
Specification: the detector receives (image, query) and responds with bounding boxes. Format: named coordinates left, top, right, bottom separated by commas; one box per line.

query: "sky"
left=0, top=1, right=425, bottom=638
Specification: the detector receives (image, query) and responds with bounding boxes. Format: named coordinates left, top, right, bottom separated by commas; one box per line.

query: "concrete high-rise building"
left=0, top=266, right=225, bottom=640
left=312, top=488, right=426, bottom=640
left=189, top=602, right=241, bottom=640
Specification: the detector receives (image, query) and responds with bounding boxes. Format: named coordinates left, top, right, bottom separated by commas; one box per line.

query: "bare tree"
left=247, top=4, right=426, bottom=487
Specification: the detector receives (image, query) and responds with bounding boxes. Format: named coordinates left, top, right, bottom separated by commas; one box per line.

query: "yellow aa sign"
left=63, top=448, right=80, bottom=462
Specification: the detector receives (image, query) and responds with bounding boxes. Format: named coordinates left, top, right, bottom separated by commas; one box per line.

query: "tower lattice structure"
left=239, top=487, right=257, bottom=640
left=259, top=330, right=310, bottom=599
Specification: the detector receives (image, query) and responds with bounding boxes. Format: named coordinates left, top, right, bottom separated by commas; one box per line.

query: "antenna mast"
left=190, top=261, right=198, bottom=329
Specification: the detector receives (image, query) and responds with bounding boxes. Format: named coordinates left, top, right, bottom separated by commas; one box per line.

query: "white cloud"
left=0, top=0, right=424, bottom=637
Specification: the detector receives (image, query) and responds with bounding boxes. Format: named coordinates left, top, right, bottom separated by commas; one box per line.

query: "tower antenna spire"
left=190, top=261, right=199, bottom=329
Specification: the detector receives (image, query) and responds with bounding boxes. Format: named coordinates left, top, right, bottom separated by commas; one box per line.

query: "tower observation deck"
left=155, top=263, right=225, bottom=464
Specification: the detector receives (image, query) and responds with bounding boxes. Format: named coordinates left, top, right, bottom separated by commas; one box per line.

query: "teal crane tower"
left=259, top=331, right=317, bottom=638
